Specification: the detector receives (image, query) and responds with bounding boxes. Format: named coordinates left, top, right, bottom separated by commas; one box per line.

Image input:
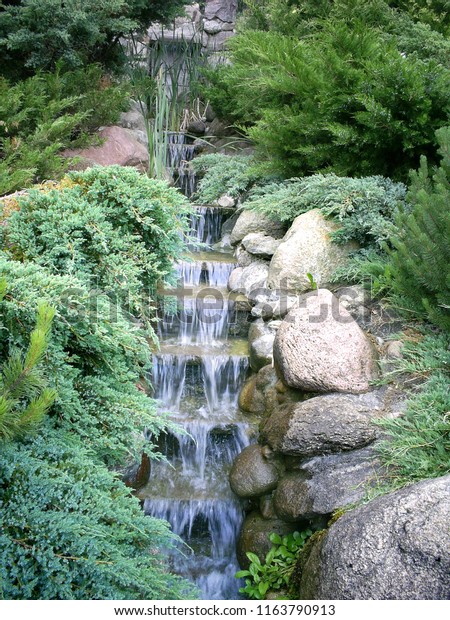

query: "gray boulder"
left=248, top=320, right=275, bottom=372
left=236, top=245, right=254, bottom=268
left=335, top=285, right=370, bottom=317
left=227, top=267, right=244, bottom=292
left=268, top=209, right=357, bottom=292
left=187, top=119, right=206, bottom=135
left=204, top=0, right=237, bottom=22
left=273, top=446, right=382, bottom=521
left=119, top=106, right=147, bottom=136
left=251, top=291, right=300, bottom=320
left=238, top=364, right=304, bottom=417
left=260, top=390, right=389, bottom=458
left=230, top=210, right=286, bottom=246
left=229, top=444, right=281, bottom=499
left=250, top=334, right=274, bottom=372
left=217, top=194, right=236, bottom=208
left=237, top=511, right=299, bottom=568
left=205, top=30, right=234, bottom=50
left=203, top=19, right=224, bottom=34
left=228, top=262, right=269, bottom=298
left=298, top=475, right=450, bottom=600
left=241, top=262, right=269, bottom=298
left=273, top=289, right=379, bottom=393
left=242, top=233, right=282, bottom=258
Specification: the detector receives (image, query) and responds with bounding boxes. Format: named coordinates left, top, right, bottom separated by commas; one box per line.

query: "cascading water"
left=167, top=132, right=197, bottom=198
left=140, top=204, right=254, bottom=599
left=187, top=207, right=231, bottom=248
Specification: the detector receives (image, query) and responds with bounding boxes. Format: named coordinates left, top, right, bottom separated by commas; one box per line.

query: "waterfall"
left=187, top=207, right=233, bottom=249
left=167, top=132, right=197, bottom=198
left=175, top=259, right=235, bottom=287
left=142, top=204, right=254, bottom=599
left=158, top=293, right=238, bottom=345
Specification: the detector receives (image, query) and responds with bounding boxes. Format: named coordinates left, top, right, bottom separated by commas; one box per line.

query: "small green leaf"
left=269, top=533, right=282, bottom=545
left=246, top=552, right=262, bottom=566
left=235, top=570, right=251, bottom=578
left=258, top=581, right=269, bottom=596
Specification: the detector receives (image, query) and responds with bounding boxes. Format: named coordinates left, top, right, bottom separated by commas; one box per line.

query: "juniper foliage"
left=386, top=127, right=450, bottom=330
left=191, top=154, right=263, bottom=204
left=245, top=174, right=407, bottom=248
left=0, top=428, right=197, bottom=599
left=2, top=166, right=191, bottom=322
left=0, top=168, right=196, bottom=599
left=206, top=1, right=450, bottom=180
left=0, top=66, right=129, bottom=196
left=0, top=0, right=191, bottom=79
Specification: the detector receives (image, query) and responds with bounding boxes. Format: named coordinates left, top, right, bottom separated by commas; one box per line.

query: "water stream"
left=140, top=202, right=254, bottom=599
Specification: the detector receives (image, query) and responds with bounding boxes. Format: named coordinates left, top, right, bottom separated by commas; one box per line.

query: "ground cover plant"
left=0, top=167, right=196, bottom=599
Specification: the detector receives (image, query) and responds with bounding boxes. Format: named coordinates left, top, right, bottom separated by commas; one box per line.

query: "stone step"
left=180, top=250, right=236, bottom=263
left=156, top=338, right=249, bottom=360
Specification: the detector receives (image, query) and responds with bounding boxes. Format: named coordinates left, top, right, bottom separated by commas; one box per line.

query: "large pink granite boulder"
left=63, top=126, right=149, bottom=171
left=273, top=289, right=378, bottom=393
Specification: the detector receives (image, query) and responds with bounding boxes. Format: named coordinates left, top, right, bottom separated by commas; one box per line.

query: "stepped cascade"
left=167, top=132, right=197, bottom=198
left=140, top=204, right=255, bottom=599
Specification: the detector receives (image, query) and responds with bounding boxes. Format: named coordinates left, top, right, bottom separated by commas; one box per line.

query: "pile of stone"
left=225, top=207, right=450, bottom=599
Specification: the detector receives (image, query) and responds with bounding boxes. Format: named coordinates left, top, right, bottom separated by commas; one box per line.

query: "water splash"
left=158, top=294, right=238, bottom=345
left=152, top=354, right=249, bottom=414
left=187, top=207, right=232, bottom=248
left=167, top=132, right=197, bottom=198
left=175, top=260, right=235, bottom=287
left=144, top=498, right=245, bottom=600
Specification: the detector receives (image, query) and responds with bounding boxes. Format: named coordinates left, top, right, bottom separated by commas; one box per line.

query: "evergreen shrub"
left=191, top=154, right=263, bottom=204
left=0, top=281, right=56, bottom=442
left=206, top=1, right=450, bottom=180
left=0, top=428, right=196, bottom=599
left=0, top=166, right=196, bottom=599
left=385, top=127, right=450, bottom=330
left=245, top=174, right=407, bottom=248
left=0, top=66, right=129, bottom=196
left=1, top=166, right=191, bottom=319
left=0, top=0, right=191, bottom=79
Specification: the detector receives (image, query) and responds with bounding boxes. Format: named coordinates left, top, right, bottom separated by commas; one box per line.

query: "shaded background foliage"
left=0, top=0, right=192, bottom=79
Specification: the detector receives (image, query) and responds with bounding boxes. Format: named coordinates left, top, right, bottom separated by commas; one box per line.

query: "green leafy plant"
left=236, top=530, right=313, bottom=600
left=0, top=428, right=197, bottom=600
left=205, top=1, right=449, bottom=180
left=0, top=0, right=191, bottom=79
left=1, top=166, right=191, bottom=325
left=306, top=273, right=318, bottom=290
left=127, top=34, right=206, bottom=181
left=0, top=66, right=129, bottom=196
left=339, top=128, right=450, bottom=327
left=384, top=126, right=450, bottom=330
left=0, top=166, right=197, bottom=599
left=0, top=168, right=191, bottom=465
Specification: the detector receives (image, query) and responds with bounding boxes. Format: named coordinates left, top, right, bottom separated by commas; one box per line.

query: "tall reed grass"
left=126, top=30, right=207, bottom=181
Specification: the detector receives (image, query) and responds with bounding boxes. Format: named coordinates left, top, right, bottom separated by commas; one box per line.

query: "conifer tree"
left=0, top=280, right=56, bottom=441
left=388, top=127, right=450, bottom=330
